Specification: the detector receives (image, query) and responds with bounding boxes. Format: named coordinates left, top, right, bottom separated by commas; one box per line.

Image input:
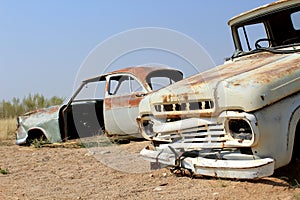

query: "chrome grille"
left=155, top=123, right=226, bottom=148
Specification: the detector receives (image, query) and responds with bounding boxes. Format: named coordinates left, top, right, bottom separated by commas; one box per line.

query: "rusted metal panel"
left=23, top=105, right=60, bottom=116
left=104, top=93, right=144, bottom=110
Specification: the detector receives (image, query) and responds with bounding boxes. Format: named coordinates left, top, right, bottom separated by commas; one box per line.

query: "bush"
left=0, top=167, right=9, bottom=175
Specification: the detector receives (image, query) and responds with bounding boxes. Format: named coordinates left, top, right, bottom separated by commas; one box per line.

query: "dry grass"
left=0, top=118, right=16, bottom=140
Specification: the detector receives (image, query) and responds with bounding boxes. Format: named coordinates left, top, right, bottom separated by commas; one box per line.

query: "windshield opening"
left=232, top=5, right=300, bottom=56
left=238, top=23, right=268, bottom=51
left=74, top=80, right=106, bottom=102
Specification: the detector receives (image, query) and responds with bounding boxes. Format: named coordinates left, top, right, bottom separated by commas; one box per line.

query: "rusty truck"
left=137, top=0, right=300, bottom=179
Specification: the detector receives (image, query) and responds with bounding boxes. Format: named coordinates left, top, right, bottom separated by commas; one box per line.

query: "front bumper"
left=140, top=146, right=274, bottom=179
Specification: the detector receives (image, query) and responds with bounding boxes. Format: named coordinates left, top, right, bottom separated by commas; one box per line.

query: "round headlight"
left=142, top=120, right=155, bottom=139
left=228, top=119, right=253, bottom=141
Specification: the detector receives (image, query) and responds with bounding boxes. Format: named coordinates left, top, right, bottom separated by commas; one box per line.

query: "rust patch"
left=105, top=93, right=143, bottom=110
left=102, top=66, right=181, bottom=89
left=154, top=111, right=214, bottom=119
left=232, top=54, right=300, bottom=85
left=187, top=53, right=286, bottom=87
left=24, top=105, right=60, bottom=116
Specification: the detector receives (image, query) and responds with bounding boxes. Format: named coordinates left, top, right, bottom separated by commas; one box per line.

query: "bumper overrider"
left=137, top=111, right=275, bottom=179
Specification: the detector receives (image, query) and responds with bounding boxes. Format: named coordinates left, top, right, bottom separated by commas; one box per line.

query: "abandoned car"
left=16, top=66, right=183, bottom=145
left=137, top=0, right=300, bottom=179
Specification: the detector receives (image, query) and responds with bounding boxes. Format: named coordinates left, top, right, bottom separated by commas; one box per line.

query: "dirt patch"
left=0, top=139, right=300, bottom=200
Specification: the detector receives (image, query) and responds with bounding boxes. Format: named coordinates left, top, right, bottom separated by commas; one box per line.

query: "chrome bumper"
left=140, top=146, right=274, bottom=179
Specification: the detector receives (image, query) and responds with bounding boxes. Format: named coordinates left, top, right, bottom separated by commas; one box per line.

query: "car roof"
left=83, top=66, right=181, bottom=83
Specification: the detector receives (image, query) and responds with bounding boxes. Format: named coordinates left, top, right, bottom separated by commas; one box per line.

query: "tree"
left=0, top=94, right=64, bottom=119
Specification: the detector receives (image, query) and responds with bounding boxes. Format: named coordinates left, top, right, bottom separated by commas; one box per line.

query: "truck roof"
left=228, top=0, right=300, bottom=26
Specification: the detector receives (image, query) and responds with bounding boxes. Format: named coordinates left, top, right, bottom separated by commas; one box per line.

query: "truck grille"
left=154, top=100, right=214, bottom=112
left=155, top=123, right=226, bottom=149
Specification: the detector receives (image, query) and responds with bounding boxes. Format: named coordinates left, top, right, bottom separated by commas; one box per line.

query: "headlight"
left=228, top=119, right=253, bottom=141
left=137, top=115, right=155, bottom=140
left=142, top=120, right=154, bottom=138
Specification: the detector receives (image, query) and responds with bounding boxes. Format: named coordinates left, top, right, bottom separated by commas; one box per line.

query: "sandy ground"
left=1, top=139, right=300, bottom=200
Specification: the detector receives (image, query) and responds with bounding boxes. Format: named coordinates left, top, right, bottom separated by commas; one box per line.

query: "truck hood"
left=147, top=52, right=300, bottom=115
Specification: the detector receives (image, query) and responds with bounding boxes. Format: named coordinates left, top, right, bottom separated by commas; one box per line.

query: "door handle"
left=135, top=93, right=146, bottom=97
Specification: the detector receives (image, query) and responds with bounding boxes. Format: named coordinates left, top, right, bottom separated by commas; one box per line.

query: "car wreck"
left=137, top=0, right=300, bottom=179
left=16, top=66, right=183, bottom=145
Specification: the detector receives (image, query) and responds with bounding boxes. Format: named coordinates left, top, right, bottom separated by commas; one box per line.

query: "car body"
left=137, top=0, right=300, bottom=179
left=16, top=66, right=183, bottom=145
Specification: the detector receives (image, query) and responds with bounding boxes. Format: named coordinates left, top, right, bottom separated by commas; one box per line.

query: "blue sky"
left=0, top=0, right=275, bottom=101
